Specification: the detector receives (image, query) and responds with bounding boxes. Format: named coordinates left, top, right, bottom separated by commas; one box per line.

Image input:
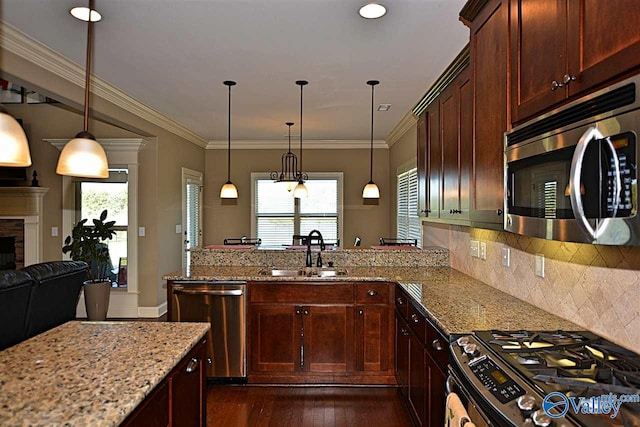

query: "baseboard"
left=76, top=289, right=140, bottom=318
left=138, top=301, right=168, bottom=318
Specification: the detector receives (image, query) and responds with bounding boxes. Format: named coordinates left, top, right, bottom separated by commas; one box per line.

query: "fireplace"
left=0, top=237, right=16, bottom=270
left=0, top=187, right=48, bottom=266
left=0, top=219, right=24, bottom=269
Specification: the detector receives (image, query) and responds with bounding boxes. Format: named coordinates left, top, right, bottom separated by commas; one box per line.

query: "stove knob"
left=463, top=343, right=479, bottom=357
left=517, top=395, right=538, bottom=412
left=522, top=419, right=535, bottom=427
left=531, top=409, right=552, bottom=427
left=456, top=336, right=470, bottom=347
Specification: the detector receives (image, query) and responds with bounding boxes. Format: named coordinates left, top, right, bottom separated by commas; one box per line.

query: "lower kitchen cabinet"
left=247, top=281, right=394, bottom=384
left=394, top=286, right=449, bottom=427
left=122, top=338, right=207, bottom=427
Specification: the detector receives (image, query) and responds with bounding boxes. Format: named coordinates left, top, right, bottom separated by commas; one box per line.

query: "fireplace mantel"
left=0, top=187, right=49, bottom=266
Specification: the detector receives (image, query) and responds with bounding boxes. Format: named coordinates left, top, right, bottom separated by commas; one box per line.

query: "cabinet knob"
left=185, top=357, right=199, bottom=373
left=562, top=74, right=576, bottom=85
left=367, top=289, right=378, bottom=297
left=551, top=80, right=564, bottom=91
left=410, top=313, right=420, bottom=324
left=497, top=208, right=503, bottom=216
left=295, top=308, right=301, bottom=315
left=432, top=339, right=444, bottom=351
left=396, top=297, right=404, bottom=305
left=401, top=328, right=410, bottom=336
left=359, top=309, right=364, bottom=315
left=303, top=309, right=309, bottom=315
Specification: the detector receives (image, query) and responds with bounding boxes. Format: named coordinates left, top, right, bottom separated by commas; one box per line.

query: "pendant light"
left=362, top=80, right=380, bottom=199
left=270, top=122, right=299, bottom=191
left=293, top=80, right=309, bottom=198
left=56, top=0, right=108, bottom=178
left=220, top=80, right=238, bottom=199
left=0, top=105, right=31, bottom=167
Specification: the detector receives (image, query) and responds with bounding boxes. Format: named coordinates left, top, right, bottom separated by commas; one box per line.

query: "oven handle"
left=569, top=127, right=621, bottom=242
left=173, top=288, right=244, bottom=296
left=447, top=368, right=494, bottom=427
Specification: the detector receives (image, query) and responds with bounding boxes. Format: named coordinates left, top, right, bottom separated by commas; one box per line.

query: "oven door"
left=505, top=112, right=638, bottom=245
left=446, top=368, right=495, bottom=427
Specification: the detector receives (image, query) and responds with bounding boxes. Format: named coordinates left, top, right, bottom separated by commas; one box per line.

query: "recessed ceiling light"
left=378, top=104, right=391, bottom=111
left=359, top=3, right=387, bottom=19
left=70, top=6, right=102, bottom=22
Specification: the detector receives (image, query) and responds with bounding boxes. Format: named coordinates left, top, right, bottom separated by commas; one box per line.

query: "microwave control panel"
left=606, top=132, right=636, bottom=217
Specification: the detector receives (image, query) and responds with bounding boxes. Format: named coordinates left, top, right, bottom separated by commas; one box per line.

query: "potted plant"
left=62, top=209, right=116, bottom=321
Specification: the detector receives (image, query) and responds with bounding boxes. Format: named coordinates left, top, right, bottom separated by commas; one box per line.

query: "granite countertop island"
left=0, top=321, right=210, bottom=426
left=164, top=265, right=579, bottom=336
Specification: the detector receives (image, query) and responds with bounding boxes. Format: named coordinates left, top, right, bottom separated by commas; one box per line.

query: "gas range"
left=449, top=330, right=640, bottom=426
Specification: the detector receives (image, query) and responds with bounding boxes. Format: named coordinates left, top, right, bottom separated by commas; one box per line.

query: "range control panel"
left=469, top=356, right=526, bottom=403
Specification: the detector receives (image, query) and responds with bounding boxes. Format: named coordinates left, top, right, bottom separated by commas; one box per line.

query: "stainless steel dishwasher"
left=171, top=280, right=246, bottom=380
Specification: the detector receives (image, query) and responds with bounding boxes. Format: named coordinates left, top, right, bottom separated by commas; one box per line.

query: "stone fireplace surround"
left=0, top=187, right=49, bottom=267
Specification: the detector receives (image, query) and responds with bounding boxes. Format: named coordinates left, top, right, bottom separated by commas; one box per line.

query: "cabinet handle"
left=410, top=313, right=420, bottom=324
left=497, top=209, right=503, bottom=216
left=562, top=74, right=576, bottom=85
left=359, top=309, right=364, bottom=315
left=551, top=80, right=564, bottom=91
left=432, top=339, right=444, bottom=352
left=185, top=357, right=199, bottom=373
left=401, top=328, right=410, bottom=336
left=367, top=289, right=378, bottom=297
left=396, top=297, right=404, bottom=305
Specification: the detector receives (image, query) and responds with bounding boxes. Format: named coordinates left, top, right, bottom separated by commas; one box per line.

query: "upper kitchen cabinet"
left=417, top=103, right=441, bottom=219
left=462, top=0, right=510, bottom=228
left=510, top=0, right=640, bottom=124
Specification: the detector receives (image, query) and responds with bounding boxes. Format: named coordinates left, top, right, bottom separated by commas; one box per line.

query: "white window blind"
left=397, top=168, right=421, bottom=246
left=253, top=174, right=342, bottom=246
left=182, top=168, right=203, bottom=269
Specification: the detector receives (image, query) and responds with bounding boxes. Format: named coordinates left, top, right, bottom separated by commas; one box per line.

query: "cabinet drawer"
left=356, top=282, right=389, bottom=304
left=250, top=282, right=354, bottom=304
left=394, top=287, right=409, bottom=319
left=407, top=303, right=427, bottom=344
left=426, top=320, right=448, bottom=372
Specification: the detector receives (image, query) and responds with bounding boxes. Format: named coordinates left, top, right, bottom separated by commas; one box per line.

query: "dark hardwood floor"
left=206, top=385, right=413, bottom=427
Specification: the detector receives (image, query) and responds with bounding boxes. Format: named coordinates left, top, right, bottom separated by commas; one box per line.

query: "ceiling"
left=1, top=0, right=469, bottom=143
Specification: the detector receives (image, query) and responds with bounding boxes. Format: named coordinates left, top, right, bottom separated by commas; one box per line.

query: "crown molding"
left=386, top=111, right=417, bottom=147
left=0, top=21, right=207, bottom=148
left=206, top=139, right=389, bottom=150
left=45, top=138, right=147, bottom=152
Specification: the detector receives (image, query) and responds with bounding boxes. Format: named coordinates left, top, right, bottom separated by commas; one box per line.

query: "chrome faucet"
left=305, top=230, right=325, bottom=268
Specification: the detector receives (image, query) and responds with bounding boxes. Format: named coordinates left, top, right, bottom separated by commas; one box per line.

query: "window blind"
left=397, top=168, right=422, bottom=246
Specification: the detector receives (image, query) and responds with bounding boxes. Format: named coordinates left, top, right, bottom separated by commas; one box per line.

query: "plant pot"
left=83, top=279, right=111, bottom=321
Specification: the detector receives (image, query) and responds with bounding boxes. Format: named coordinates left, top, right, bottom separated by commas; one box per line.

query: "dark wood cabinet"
left=394, top=286, right=449, bottom=427
left=417, top=112, right=428, bottom=218
left=248, top=281, right=394, bottom=384
left=417, top=103, right=441, bottom=219
left=466, top=0, right=510, bottom=227
left=510, top=0, right=640, bottom=124
left=122, top=339, right=207, bottom=427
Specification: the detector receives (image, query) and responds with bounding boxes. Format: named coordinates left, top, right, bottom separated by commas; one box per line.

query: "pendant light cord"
left=83, top=0, right=95, bottom=132
left=369, top=83, right=374, bottom=182
left=227, top=84, right=231, bottom=182
left=299, top=83, right=303, bottom=175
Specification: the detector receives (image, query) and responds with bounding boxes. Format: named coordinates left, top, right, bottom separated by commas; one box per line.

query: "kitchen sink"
left=259, top=268, right=348, bottom=277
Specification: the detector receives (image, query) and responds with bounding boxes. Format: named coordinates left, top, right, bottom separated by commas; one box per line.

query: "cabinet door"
left=355, top=305, right=390, bottom=373
left=408, top=334, right=427, bottom=427
left=510, top=0, right=568, bottom=123
left=250, top=305, right=301, bottom=373
left=427, top=102, right=441, bottom=219
left=567, top=0, right=640, bottom=96
left=427, top=357, right=447, bottom=427
left=395, top=312, right=410, bottom=397
left=171, top=341, right=206, bottom=427
left=471, top=0, right=509, bottom=226
left=303, top=305, right=353, bottom=373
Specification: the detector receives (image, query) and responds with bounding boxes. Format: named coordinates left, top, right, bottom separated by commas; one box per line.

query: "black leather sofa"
left=0, top=261, right=88, bottom=350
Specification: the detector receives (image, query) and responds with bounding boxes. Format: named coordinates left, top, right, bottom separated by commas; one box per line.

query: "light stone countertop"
left=164, top=266, right=579, bottom=336
left=0, top=321, right=210, bottom=426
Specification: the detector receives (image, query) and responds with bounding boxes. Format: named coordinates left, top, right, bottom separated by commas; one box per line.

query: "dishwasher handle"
left=173, top=288, right=244, bottom=296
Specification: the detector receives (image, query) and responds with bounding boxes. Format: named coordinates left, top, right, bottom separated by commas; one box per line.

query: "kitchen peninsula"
left=0, top=321, right=209, bottom=426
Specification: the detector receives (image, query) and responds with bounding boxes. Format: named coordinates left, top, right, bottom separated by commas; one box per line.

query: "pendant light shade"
left=271, top=122, right=299, bottom=191
left=362, top=80, right=380, bottom=199
left=293, top=80, right=309, bottom=198
left=220, top=80, right=238, bottom=199
left=57, top=0, right=108, bottom=178
left=0, top=106, right=31, bottom=167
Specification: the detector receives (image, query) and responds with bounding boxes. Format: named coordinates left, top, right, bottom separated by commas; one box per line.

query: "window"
left=252, top=173, right=343, bottom=246
left=182, top=168, right=203, bottom=269
left=397, top=167, right=421, bottom=246
left=75, top=169, right=129, bottom=287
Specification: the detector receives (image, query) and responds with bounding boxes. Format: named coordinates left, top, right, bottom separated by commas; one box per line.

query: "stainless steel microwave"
left=505, top=74, right=639, bottom=245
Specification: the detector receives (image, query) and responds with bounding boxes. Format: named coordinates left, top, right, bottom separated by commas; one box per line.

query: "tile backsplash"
left=441, top=225, right=640, bottom=352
